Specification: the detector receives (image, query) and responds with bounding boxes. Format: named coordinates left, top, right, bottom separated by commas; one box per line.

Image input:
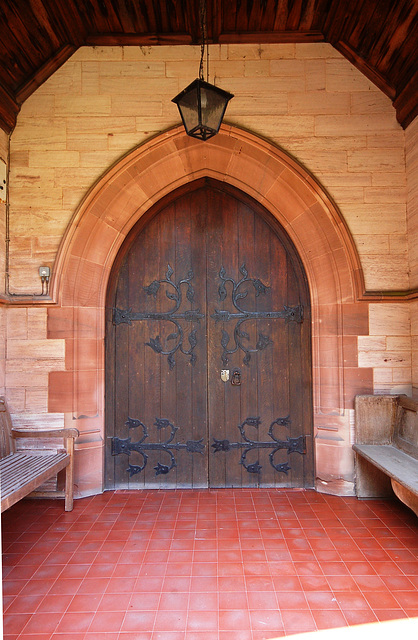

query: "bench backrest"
left=355, top=394, right=418, bottom=461
left=0, top=396, right=15, bottom=458
left=393, top=396, right=418, bottom=458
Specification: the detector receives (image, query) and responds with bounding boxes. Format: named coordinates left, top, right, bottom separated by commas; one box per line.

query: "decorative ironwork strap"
left=113, top=265, right=204, bottom=369
left=111, top=416, right=204, bottom=477
left=211, top=265, right=303, bottom=366
left=212, top=416, right=306, bottom=474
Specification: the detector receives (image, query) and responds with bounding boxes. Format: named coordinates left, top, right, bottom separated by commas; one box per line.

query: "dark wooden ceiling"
left=0, top=0, right=417, bottom=133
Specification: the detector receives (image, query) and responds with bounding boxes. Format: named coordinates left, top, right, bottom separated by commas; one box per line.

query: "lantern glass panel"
left=200, top=85, right=228, bottom=132
left=178, top=83, right=200, bottom=134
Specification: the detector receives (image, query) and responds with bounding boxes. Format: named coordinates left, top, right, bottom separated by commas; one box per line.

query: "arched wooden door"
left=105, top=179, right=313, bottom=489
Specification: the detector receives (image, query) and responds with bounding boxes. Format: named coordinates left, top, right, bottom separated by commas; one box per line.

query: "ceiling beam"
left=218, top=30, right=325, bottom=43
left=394, top=70, right=418, bottom=129
left=15, top=44, right=77, bottom=104
left=0, top=83, right=20, bottom=134
left=85, top=33, right=193, bottom=46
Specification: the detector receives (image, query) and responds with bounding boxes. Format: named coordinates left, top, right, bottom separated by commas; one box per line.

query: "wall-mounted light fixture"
left=172, top=0, right=233, bottom=141
left=39, top=266, right=50, bottom=296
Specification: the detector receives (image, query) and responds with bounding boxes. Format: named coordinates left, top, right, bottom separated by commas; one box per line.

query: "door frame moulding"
left=50, top=124, right=366, bottom=497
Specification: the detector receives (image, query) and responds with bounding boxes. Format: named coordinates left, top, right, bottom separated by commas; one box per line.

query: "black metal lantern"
left=172, top=78, right=234, bottom=141
left=172, top=0, right=233, bottom=141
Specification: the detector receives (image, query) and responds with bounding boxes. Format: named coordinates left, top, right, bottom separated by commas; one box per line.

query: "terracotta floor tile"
left=3, top=613, right=32, bottom=635
left=397, top=561, right=418, bottom=575
left=159, top=591, right=189, bottom=610
left=106, top=576, right=137, bottom=592
left=87, top=610, right=125, bottom=632
left=66, top=594, right=100, bottom=614
left=186, top=632, right=218, bottom=640
left=381, top=574, right=416, bottom=590
left=375, top=609, right=409, bottom=622
left=272, top=575, right=302, bottom=591
left=351, top=574, right=386, bottom=590
left=189, top=591, right=218, bottom=610
left=249, top=609, right=284, bottom=630
left=190, top=576, right=218, bottom=591
left=393, top=591, right=418, bottom=608
left=2, top=489, right=418, bottom=640
left=343, top=608, right=378, bottom=625
left=335, top=591, right=373, bottom=610
left=245, top=575, right=274, bottom=591
left=305, top=590, right=340, bottom=609
left=161, top=576, right=190, bottom=592
left=247, top=590, right=278, bottom=609
left=294, top=560, right=323, bottom=576
left=165, top=561, right=192, bottom=576
left=276, top=591, right=308, bottom=609
left=219, top=631, right=252, bottom=640
left=320, top=561, right=351, bottom=576
left=281, top=609, right=316, bottom=632
left=59, top=563, right=90, bottom=579
left=187, top=610, right=219, bottom=631
left=47, top=577, right=82, bottom=596
left=121, top=610, right=156, bottom=632
left=5, top=594, right=44, bottom=614
left=312, top=609, right=348, bottom=629
left=345, top=561, right=377, bottom=576
left=219, top=608, right=251, bottom=630
left=298, top=575, right=330, bottom=591
left=35, top=593, right=73, bottom=613
left=154, top=609, right=187, bottom=631
left=54, top=611, right=95, bottom=634
left=76, top=577, right=110, bottom=594
left=218, top=575, right=246, bottom=591
left=129, top=591, right=160, bottom=610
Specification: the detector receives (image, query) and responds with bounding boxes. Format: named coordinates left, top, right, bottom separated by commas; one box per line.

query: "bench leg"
left=391, top=480, right=418, bottom=516
left=64, top=437, right=75, bottom=511
left=355, top=455, right=393, bottom=498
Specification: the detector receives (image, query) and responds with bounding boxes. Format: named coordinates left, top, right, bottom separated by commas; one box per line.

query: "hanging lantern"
left=172, top=78, right=233, bottom=141
left=172, top=0, right=233, bottom=141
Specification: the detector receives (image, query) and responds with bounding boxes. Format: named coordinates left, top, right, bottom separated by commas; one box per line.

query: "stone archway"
left=48, top=124, right=370, bottom=498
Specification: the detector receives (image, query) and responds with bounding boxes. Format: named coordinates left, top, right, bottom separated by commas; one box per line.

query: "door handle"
left=231, top=368, right=241, bottom=386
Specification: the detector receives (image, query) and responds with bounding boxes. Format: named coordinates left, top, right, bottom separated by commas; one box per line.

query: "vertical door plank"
left=207, top=187, right=229, bottom=488
left=235, top=202, right=258, bottom=488
left=270, top=232, right=292, bottom=487
left=254, top=213, right=275, bottom=487
left=131, top=214, right=159, bottom=488
left=113, top=259, right=132, bottom=488
left=157, top=204, right=177, bottom=489
left=188, top=189, right=209, bottom=487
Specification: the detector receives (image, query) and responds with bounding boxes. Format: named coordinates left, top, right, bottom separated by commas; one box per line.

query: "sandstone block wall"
left=8, top=43, right=407, bottom=294
left=0, top=44, right=415, bottom=491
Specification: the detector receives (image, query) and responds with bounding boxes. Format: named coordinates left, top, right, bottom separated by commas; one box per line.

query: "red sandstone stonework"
left=49, top=125, right=371, bottom=497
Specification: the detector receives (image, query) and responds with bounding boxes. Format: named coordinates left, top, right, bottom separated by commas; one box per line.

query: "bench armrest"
left=12, top=428, right=79, bottom=439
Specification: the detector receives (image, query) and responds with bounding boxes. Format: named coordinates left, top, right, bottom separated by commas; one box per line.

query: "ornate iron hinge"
left=211, top=265, right=303, bottom=366
left=212, top=416, right=306, bottom=474
left=111, top=416, right=205, bottom=477
left=113, top=265, right=204, bottom=369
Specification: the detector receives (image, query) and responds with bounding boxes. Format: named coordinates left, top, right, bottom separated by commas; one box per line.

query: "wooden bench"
left=0, top=397, right=79, bottom=512
left=353, top=394, right=418, bottom=516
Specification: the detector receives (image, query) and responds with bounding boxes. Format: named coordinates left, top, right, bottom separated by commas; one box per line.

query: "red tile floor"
left=2, top=489, right=418, bottom=640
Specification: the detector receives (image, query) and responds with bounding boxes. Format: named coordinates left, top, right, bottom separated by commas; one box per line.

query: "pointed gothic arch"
left=48, top=124, right=370, bottom=497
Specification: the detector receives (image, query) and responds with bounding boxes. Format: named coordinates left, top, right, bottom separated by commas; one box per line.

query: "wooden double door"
left=105, top=180, right=313, bottom=489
